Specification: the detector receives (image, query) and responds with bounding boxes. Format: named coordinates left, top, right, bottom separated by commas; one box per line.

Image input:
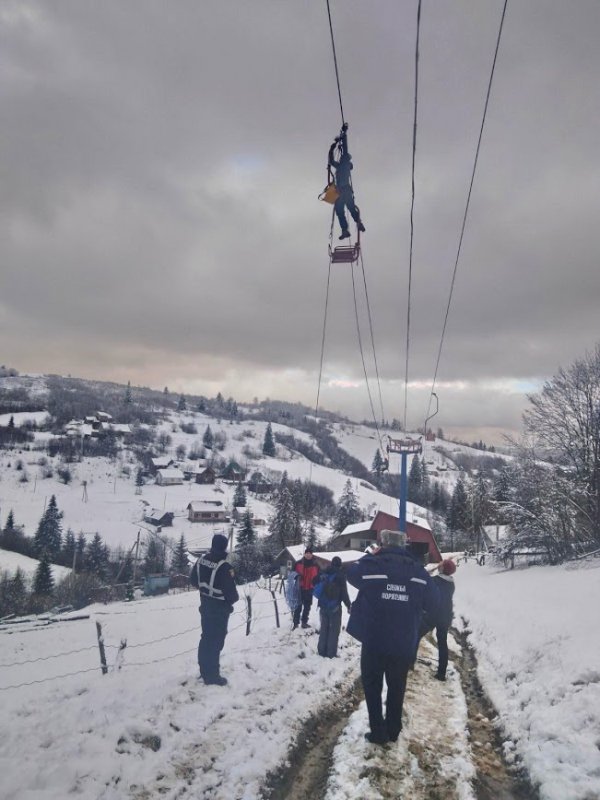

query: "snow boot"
left=204, top=675, right=228, bottom=686
left=364, top=731, right=388, bottom=746
left=358, top=222, right=366, bottom=232
left=339, top=229, right=351, bottom=240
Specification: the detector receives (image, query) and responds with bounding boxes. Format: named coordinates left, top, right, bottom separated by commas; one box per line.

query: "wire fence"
left=0, top=581, right=297, bottom=691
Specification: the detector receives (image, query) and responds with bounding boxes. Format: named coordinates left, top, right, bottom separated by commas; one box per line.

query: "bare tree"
left=521, top=344, right=600, bottom=548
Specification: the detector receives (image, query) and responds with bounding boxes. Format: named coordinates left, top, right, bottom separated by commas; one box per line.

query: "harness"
left=197, top=555, right=227, bottom=600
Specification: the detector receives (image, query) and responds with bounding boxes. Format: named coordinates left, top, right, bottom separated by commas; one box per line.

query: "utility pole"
left=132, top=530, right=141, bottom=587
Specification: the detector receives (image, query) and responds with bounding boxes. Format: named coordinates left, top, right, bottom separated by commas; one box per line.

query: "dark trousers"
left=334, top=187, right=361, bottom=232
left=361, top=646, right=409, bottom=741
left=318, top=607, right=342, bottom=657
left=436, top=626, right=449, bottom=678
left=198, top=599, right=230, bottom=681
left=292, top=589, right=313, bottom=626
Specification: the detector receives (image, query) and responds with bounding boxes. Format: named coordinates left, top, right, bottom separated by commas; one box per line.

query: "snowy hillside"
left=2, top=559, right=599, bottom=799
left=0, top=549, right=70, bottom=582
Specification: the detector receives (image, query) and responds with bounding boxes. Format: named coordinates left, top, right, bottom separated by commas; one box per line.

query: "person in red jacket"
left=293, top=548, right=320, bottom=629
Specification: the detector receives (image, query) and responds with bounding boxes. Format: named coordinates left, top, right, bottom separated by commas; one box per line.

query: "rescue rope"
left=325, top=0, right=346, bottom=125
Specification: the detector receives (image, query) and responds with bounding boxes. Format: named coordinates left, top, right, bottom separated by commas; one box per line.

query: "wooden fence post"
left=245, top=596, right=252, bottom=636
left=270, top=590, right=280, bottom=628
left=96, top=621, right=108, bottom=675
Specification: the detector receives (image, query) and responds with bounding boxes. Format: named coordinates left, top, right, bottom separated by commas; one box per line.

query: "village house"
left=187, top=501, right=228, bottom=523
left=143, top=509, right=175, bottom=527
left=195, top=466, right=216, bottom=485
left=151, top=456, right=175, bottom=474
left=220, top=460, right=245, bottom=483
left=247, top=471, right=273, bottom=495
left=329, top=510, right=442, bottom=563
left=155, top=467, right=184, bottom=486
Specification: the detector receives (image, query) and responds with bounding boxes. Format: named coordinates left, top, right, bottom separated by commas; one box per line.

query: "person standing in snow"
left=431, top=559, right=456, bottom=681
left=347, top=530, right=438, bottom=745
left=190, top=534, right=239, bottom=686
left=314, top=556, right=351, bottom=658
left=285, top=568, right=302, bottom=627
left=293, top=548, right=320, bottom=629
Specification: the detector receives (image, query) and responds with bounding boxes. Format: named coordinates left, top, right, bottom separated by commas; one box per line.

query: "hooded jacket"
left=433, top=573, right=454, bottom=629
left=295, top=557, right=320, bottom=592
left=347, top=546, right=438, bottom=661
left=190, top=540, right=239, bottom=609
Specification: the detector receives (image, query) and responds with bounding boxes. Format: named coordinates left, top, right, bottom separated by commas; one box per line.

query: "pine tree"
left=75, top=533, right=86, bottom=570
left=269, top=486, right=299, bottom=548
left=203, top=425, right=214, bottom=449
left=305, top=522, right=320, bottom=551
left=143, top=536, right=166, bottom=575
left=33, top=495, right=63, bottom=559
left=408, top=456, right=423, bottom=504
left=177, top=394, right=187, bottom=412
left=233, top=482, right=247, bottom=507
left=5, top=510, right=15, bottom=531
left=446, top=477, right=469, bottom=547
left=135, top=467, right=144, bottom=494
left=262, top=423, right=276, bottom=456
left=171, top=534, right=189, bottom=574
left=33, top=553, right=54, bottom=596
left=9, top=568, right=28, bottom=615
left=124, top=381, right=132, bottom=405
left=334, top=479, right=362, bottom=533
left=236, top=509, right=256, bottom=548
left=8, top=415, right=15, bottom=430
left=372, top=449, right=384, bottom=479
left=62, top=530, right=76, bottom=569
left=86, top=533, right=108, bottom=579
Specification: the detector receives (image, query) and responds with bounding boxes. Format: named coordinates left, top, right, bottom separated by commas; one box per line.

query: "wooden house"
left=195, top=466, right=216, bottom=485
left=155, top=468, right=184, bottom=486
left=187, top=501, right=227, bottom=523
left=144, top=509, right=175, bottom=527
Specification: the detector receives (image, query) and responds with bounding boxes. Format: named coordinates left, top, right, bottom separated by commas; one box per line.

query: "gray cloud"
left=2, top=0, right=599, bottom=442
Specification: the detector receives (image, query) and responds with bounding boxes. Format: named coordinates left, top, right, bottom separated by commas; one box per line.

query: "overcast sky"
left=2, top=0, right=599, bottom=443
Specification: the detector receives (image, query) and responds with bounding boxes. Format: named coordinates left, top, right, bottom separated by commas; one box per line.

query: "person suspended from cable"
left=328, top=123, right=365, bottom=240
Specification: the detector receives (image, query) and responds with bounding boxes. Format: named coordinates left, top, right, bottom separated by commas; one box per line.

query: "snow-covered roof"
left=157, top=468, right=184, bottom=479
left=340, top=520, right=372, bottom=536
left=409, top=515, right=431, bottom=532
left=152, top=457, right=173, bottom=467
left=188, top=501, right=225, bottom=512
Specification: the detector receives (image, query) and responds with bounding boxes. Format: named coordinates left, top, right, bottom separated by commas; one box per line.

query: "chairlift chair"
left=329, top=224, right=361, bottom=264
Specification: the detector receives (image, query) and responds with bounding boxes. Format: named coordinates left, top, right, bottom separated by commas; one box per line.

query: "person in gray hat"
left=347, top=530, right=438, bottom=744
left=190, top=534, right=239, bottom=686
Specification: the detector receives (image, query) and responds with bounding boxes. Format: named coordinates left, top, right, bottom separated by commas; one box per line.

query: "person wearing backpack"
left=292, top=548, right=320, bottom=629
left=314, top=556, right=351, bottom=658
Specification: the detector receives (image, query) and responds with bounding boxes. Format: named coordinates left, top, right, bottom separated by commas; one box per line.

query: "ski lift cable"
left=358, top=248, right=386, bottom=426
left=403, top=0, right=422, bottom=432
left=325, top=0, right=346, bottom=126
left=423, top=0, right=509, bottom=429
left=350, top=261, right=384, bottom=454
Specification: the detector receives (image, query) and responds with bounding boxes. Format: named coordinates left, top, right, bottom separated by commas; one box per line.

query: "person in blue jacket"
left=347, top=529, right=438, bottom=744
left=190, top=534, right=239, bottom=686
left=328, top=124, right=366, bottom=240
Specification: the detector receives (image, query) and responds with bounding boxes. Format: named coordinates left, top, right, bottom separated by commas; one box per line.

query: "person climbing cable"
left=328, top=123, right=366, bottom=240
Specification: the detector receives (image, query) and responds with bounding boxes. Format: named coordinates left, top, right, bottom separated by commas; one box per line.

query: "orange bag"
left=319, top=182, right=340, bottom=204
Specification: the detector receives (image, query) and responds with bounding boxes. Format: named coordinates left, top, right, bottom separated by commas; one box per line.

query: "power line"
left=424, top=0, right=509, bottom=426
left=404, top=0, right=422, bottom=431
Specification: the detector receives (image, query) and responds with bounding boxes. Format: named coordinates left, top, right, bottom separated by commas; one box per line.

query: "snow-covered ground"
left=455, top=559, right=600, bottom=800
left=1, top=558, right=599, bottom=798
left=0, top=549, right=71, bottom=582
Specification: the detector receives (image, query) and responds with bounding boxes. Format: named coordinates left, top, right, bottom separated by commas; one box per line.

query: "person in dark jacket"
left=190, top=534, right=239, bottom=686
left=347, top=530, right=438, bottom=745
left=328, top=124, right=366, bottom=240
left=432, top=559, right=456, bottom=681
left=293, top=548, right=320, bottom=629
left=315, top=556, right=351, bottom=658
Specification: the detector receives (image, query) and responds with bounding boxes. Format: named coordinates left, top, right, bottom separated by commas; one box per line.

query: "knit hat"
left=439, top=559, right=456, bottom=576
left=331, top=556, right=342, bottom=568
left=211, top=534, right=228, bottom=553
